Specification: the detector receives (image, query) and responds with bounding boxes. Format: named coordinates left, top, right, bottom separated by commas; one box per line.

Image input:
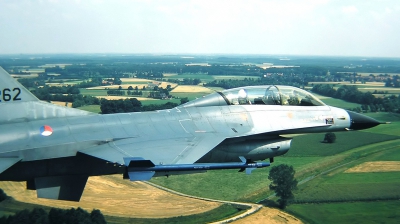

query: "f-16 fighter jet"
left=0, top=67, right=381, bottom=201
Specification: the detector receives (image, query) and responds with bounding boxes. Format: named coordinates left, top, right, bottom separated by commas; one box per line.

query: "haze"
left=0, top=0, right=399, bottom=57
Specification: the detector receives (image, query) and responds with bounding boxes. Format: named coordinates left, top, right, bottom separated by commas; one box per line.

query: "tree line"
left=204, top=74, right=307, bottom=89
left=312, top=84, right=400, bottom=113
left=0, top=207, right=106, bottom=224
left=99, top=98, right=186, bottom=114
left=0, top=189, right=106, bottom=224
left=30, top=86, right=100, bottom=108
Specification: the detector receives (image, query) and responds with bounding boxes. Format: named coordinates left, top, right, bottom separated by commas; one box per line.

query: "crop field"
left=287, top=201, right=400, bottom=224
left=79, top=88, right=108, bottom=96
left=170, top=85, right=215, bottom=100
left=76, top=105, right=101, bottom=113
left=164, top=73, right=215, bottom=82
left=170, top=85, right=214, bottom=93
left=287, top=131, right=399, bottom=157
left=285, top=137, right=400, bottom=223
left=345, top=161, right=400, bottom=172
left=12, top=73, right=39, bottom=78
left=0, top=175, right=222, bottom=218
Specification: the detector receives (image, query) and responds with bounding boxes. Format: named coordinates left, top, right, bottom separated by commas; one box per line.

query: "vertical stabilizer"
left=0, top=67, right=39, bottom=103
left=0, top=66, right=93, bottom=123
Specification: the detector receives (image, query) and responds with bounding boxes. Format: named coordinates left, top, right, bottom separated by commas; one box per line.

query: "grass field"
left=319, top=97, right=361, bottom=109
left=77, top=105, right=101, bottom=113
left=287, top=201, right=400, bottom=224
left=287, top=131, right=399, bottom=157
left=165, top=73, right=215, bottom=82
left=285, top=138, right=400, bottom=223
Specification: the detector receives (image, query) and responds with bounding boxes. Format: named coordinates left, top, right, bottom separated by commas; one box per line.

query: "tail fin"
left=0, top=67, right=39, bottom=103
left=0, top=67, right=92, bottom=123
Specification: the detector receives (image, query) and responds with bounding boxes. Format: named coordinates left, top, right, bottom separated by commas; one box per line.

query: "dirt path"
left=231, top=207, right=302, bottom=224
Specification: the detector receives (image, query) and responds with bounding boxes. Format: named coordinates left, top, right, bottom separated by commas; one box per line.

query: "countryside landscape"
left=1, top=54, right=400, bottom=223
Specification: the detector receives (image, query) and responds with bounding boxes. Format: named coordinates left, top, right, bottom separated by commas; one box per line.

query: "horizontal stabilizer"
left=127, top=171, right=155, bottom=181
left=124, top=157, right=155, bottom=167
left=245, top=168, right=256, bottom=175
left=35, top=175, right=88, bottom=201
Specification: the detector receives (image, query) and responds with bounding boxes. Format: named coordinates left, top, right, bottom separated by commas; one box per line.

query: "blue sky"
left=0, top=0, right=399, bottom=57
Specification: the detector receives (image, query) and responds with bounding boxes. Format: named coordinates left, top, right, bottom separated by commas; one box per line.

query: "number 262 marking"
left=0, top=88, right=22, bottom=102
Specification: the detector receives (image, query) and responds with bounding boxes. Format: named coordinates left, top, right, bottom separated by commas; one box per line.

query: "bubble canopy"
left=181, top=85, right=326, bottom=108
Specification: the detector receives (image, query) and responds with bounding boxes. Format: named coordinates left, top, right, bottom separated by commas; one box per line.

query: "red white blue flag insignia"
left=40, top=125, right=53, bottom=136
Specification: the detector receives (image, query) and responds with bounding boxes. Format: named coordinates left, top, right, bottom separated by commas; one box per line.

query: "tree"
left=90, top=209, right=106, bottom=224
left=0, top=188, right=8, bottom=202
left=268, top=164, right=298, bottom=209
left=180, top=97, right=189, bottom=104
left=324, top=132, right=336, bottom=143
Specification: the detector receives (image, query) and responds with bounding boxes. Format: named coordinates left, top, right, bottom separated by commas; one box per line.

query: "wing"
left=0, top=157, right=20, bottom=173
left=79, top=133, right=224, bottom=165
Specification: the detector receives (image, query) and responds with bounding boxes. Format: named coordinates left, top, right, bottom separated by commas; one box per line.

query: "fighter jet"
left=0, top=67, right=381, bottom=201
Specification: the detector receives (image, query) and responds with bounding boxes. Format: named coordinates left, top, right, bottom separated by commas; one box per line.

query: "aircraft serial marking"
left=0, top=87, right=21, bottom=102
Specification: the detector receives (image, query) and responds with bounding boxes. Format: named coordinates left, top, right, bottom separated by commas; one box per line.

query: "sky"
left=0, top=0, right=399, bottom=57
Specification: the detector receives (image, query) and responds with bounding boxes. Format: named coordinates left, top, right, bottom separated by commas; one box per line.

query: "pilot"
left=288, top=91, right=301, bottom=105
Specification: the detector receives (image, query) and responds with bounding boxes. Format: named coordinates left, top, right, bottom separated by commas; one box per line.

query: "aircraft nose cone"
left=347, top=111, right=381, bottom=130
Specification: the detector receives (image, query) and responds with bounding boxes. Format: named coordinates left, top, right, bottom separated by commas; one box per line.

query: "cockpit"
left=181, top=85, right=325, bottom=108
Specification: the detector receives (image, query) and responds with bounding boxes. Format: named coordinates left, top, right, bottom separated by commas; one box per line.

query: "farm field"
left=287, top=201, right=400, bottom=224
left=76, top=104, right=101, bottom=113
left=164, top=73, right=214, bottom=82
left=0, top=175, right=222, bottom=218
left=284, top=136, right=400, bottom=223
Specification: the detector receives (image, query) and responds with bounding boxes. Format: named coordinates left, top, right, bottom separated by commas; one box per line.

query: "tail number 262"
left=0, top=88, right=22, bottom=102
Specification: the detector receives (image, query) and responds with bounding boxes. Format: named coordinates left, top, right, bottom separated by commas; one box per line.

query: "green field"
left=319, top=97, right=361, bottom=109
left=77, top=105, right=101, bottom=113
left=287, top=201, right=400, bottom=224
left=79, top=88, right=108, bottom=96
left=165, top=73, right=215, bottom=82
left=287, top=131, right=399, bottom=157
left=170, top=92, right=212, bottom=100
left=285, top=138, right=400, bottom=223
left=163, top=73, right=259, bottom=83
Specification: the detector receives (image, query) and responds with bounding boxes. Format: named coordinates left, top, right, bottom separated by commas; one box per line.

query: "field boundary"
left=145, top=181, right=262, bottom=223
